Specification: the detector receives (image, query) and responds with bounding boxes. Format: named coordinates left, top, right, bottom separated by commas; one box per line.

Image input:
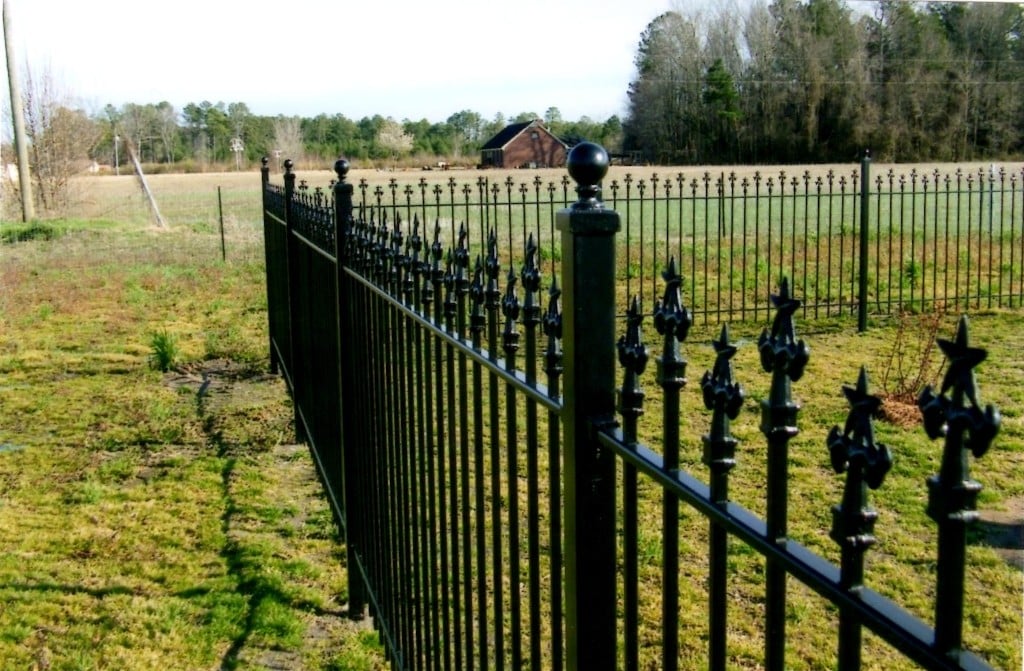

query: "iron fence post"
left=858, top=151, right=871, bottom=332
left=333, top=158, right=367, bottom=620
left=282, top=159, right=305, bottom=443
left=827, top=367, right=892, bottom=670
left=260, top=158, right=277, bottom=374
left=558, top=142, right=619, bottom=671
left=702, top=324, right=743, bottom=671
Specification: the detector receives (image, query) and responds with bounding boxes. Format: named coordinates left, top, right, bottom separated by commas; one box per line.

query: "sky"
left=2, top=0, right=681, bottom=124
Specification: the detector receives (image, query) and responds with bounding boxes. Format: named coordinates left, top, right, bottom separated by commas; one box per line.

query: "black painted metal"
left=542, top=277, right=565, bottom=671
left=334, top=159, right=367, bottom=620
left=920, top=316, right=1001, bottom=656
left=758, top=278, right=810, bottom=671
left=557, top=143, right=620, bottom=671
left=858, top=152, right=871, bottom=331
left=616, top=296, right=647, bottom=671
left=653, top=257, right=692, bottom=671
left=261, top=146, right=1007, bottom=671
left=827, top=367, right=891, bottom=671
left=701, top=324, right=743, bottom=671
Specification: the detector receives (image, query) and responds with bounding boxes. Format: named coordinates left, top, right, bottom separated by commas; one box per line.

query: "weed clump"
left=149, top=329, right=180, bottom=372
left=1, top=223, right=60, bottom=244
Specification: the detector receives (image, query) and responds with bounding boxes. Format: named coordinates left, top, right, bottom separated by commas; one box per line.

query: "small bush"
left=880, top=307, right=946, bottom=406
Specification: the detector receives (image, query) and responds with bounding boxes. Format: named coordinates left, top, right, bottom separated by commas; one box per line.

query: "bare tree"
left=21, top=63, right=101, bottom=214
left=272, top=116, right=304, bottom=168
left=155, top=102, right=178, bottom=164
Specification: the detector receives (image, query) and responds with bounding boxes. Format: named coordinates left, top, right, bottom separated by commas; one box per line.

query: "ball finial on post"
left=567, top=141, right=609, bottom=211
left=334, top=158, right=350, bottom=183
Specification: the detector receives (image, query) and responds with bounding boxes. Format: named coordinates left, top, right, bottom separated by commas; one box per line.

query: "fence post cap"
left=261, top=156, right=269, bottom=168
left=334, top=158, right=350, bottom=181
left=284, top=159, right=294, bottom=173
left=567, top=141, right=609, bottom=211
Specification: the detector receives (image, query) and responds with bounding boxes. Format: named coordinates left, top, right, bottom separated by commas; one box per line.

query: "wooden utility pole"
left=3, top=0, right=35, bottom=221
left=124, top=137, right=165, bottom=228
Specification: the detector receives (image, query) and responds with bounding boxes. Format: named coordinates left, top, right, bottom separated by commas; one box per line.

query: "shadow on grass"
left=971, top=518, right=1024, bottom=570
left=197, top=380, right=349, bottom=670
left=0, top=582, right=136, bottom=599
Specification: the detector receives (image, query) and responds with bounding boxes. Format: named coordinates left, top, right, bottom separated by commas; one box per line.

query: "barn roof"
left=481, top=120, right=569, bottom=152
left=481, top=121, right=534, bottom=151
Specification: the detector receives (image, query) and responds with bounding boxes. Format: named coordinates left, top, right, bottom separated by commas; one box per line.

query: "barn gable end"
left=480, top=120, right=568, bottom=169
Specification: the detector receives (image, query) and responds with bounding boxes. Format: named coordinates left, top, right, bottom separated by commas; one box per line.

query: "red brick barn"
left=479, top=120, right=569, bottom=169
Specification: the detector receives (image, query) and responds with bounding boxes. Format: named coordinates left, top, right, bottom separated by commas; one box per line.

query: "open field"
left=17, top=156, right=1015, bottom=332
left=5, top=157, right=1022, bottom=228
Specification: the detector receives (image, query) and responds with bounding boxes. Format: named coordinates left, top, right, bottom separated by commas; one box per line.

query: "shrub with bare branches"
left=21, top=64, right=101, bottom=214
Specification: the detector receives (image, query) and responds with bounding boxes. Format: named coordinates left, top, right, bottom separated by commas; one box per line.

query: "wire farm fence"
left=2, top=174, right=263, bottom=242
left=328, top=159, right=1023, bottom=326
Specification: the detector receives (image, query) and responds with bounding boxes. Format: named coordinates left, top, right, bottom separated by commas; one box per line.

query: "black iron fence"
left=261, top=146, right=1011, bottom=670
left=306, top=156, right=1022, bottom=328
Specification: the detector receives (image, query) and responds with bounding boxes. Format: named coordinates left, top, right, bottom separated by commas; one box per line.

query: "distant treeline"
left=90, top=104, right=623, bottom=169
left=624, top=0, right=1024, bottom=164
left=12, top=0, right=1023, bottom=177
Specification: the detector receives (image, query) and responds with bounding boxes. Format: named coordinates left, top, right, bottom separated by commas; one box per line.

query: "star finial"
left=702, top=323, right=744, bottom=419
left=936, top=316, right=987, bottom=403
left=758, top=277, right=809, bottom=379
left=618, top=296, right=649, bottom=374
left=769, top=277, right=801, bottom=344
left=711, top=323, right=738, bottom=360
left=919, top=315, right=1000, bottom=455
left=653, top=257, right=692, bottom=343
left=843, top=367, right=882, bottom=419
left=829, top=367, right=891, bottom=489
left=708, top=323, right=739, bottom=393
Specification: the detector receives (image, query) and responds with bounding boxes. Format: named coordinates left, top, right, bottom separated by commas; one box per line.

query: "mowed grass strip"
left=0, top=220, right=385, bottom=670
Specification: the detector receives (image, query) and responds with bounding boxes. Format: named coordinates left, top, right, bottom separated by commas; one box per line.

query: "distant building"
left=480, top=120, right=569, bottom=169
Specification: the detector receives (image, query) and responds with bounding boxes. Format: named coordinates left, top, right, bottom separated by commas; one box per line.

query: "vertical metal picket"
left=759, top=278, right=810, bottom=671
left=701, top=324, right=744, bottom=671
